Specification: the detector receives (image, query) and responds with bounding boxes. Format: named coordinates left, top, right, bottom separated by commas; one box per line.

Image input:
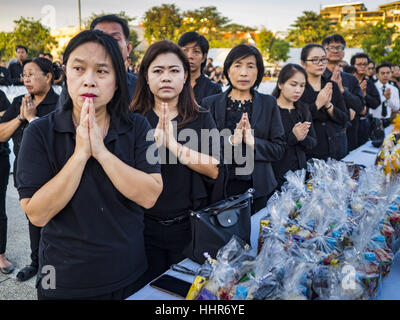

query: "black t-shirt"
left=193, top=74, right=222, bottom=106
left=0, top=88, right=59, bottom=161
left=144, top=107, right=219, bottom=219
left=16, top=107, right=161, bottom=298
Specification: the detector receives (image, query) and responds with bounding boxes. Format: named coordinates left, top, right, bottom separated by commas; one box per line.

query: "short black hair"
left=178, top=31, right=210, bottom=71
left=44, top=53, right=53, bottom=59
left=300, top=44, right=325, bottom=62
left=90, top=14, right=130, bottom=40
left=376, top=62, right=392, bottom=74
left=23, top=57, right=54, bottom=85
left=15, top=45, right=28, bottom=53
left=322, top=34, right=346, bottom=47
left=350, top=53, right=370, bottom=66
left=223, top=44, right=264, bottom=90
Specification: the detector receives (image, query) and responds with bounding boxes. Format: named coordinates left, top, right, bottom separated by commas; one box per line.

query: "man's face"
left=93, top=21, right=132, bottom=66
left=354, top=57, right=369, bottom=77
left=16, top=48, right=27, bottom=62
left=377, top=67, right=392, bottom=85
left=392, top=65, right=400, bottom=78
left=324, top=41, right=345, bottom=63
left=180, top=42, right=206, bottom=74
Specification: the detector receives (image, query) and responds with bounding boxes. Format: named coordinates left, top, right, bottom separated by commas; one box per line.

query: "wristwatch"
left=17, top=114, right=24, bottom=122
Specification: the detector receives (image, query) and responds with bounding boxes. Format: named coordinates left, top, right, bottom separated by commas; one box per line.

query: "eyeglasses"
left=20, top=72, right=46, bottom=80
left=305, top=57, right=329, bottom=65
left=326, top=46, right=345, bottom=52
left=355, top=63, right=368, bottom=67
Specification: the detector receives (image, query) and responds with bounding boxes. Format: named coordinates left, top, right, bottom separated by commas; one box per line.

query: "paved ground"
left=0, top=174, right=37, bottom=300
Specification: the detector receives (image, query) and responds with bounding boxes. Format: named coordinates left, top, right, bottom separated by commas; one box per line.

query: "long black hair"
left=272, top=63, right=307, bottom=98
left=130, top=40, right=199, bottom=128
left=62, top=29, right=131, bottom=122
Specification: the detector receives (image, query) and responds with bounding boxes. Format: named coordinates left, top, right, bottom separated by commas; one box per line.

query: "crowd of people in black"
left=0, top=14, right=399, bottom=300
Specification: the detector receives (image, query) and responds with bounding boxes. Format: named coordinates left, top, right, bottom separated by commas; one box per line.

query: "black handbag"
left=183, top=188, right=254, bottom=264
left=369, top=117, right=385, bottom=148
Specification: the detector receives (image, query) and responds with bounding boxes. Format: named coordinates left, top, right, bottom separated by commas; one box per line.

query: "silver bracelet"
left=228, top=135, right=234, bottom=145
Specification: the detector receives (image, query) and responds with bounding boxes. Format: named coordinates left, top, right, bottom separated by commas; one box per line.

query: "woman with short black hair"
left=0, top=57, right=58, bottom=282
left=202, top=44, right=286, bottom=213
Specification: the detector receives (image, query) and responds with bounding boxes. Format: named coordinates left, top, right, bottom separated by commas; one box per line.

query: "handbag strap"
left=203, top=188, right=255, bottom=215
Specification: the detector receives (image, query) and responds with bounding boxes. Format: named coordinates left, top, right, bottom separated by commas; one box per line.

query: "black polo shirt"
left=16, top=106, right=161, bottom=298
left=193, top=74, right=222, bottom=106
left=0, top=88, right=58, bottom=173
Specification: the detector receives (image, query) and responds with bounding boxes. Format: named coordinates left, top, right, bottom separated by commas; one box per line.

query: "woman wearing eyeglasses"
left=299, top=44, right=348, bottom=161
left=0, top=57, right=58, bottom=282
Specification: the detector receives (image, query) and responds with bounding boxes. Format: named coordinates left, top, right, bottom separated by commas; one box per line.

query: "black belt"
left=145, top=212, right=189, bottom=226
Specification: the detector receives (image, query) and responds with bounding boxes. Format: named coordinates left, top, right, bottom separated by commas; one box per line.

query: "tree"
left=386, top=36, right=400, bottom=65
left=270, top=39, right=290, bottom=62
left=143, top=4, right=182, bottom=43
left=287, top=11, right=333, bottom=47
left=257, top=28, right=290, bottom=62
left=0, top=17, right=58, bottom=61
left=361, top=21, right=396, bottom=64
left=181, top=6, right=230, bottom=38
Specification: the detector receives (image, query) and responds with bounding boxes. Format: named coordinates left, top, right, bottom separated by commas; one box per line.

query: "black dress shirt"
left=8, top=62, right=24, bottom=86
left=272, top=101, right=317, bottom=188
left=193, top=74, right=222, bottom=105
left=299, top=75, right=349, bottom=160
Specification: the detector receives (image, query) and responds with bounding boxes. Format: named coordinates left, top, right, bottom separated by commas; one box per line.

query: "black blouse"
left=144, top=108, right=221, bottom=220
left=299, top=75, right=348, bottom=160
left=225, top=96, right=253, bottom=181
left=272, top=102, right=317, bottom=188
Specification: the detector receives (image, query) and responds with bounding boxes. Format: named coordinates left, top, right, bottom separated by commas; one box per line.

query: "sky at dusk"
left=0, top=0, right=387, bottom=33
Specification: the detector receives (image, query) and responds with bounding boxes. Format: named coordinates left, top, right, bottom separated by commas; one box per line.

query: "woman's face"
left=147, top=52, right=187, bottom=102
left=23, top=62, right=51, bottom=95
left=302, top=47, right=328, bottom=77
left=65, top=41, right=117, bottom=112
left=278, top=71, right=306, bottom=103
left=227, top=55, right=258, bottom=92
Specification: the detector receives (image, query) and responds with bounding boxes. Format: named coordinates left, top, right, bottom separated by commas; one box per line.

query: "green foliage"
left=286, top=11, right=334, bottom=47
left=386, top=36, right=400, bottom=65
left=257, top=28, right=290, bottom=62
left=143, top=4, right=182, bottom=43
left=0, top=17, right=58, bottom=61
left=361, top=21, right=396, bottom=64
left=270, top=39, right=290, bottom=62
left=180, top=6, right=230, bottom=38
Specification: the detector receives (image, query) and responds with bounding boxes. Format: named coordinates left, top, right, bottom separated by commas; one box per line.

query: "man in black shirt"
left=322, top=35, right=365, bottom=154
left=350, top=53, right=381, bottom=146
left=0, top=64, right=11, bottom=86
left=55, top=15, right=137, bottom=109
left=178, top=32, right=222, bottom=105
left=8, top=45, right=28, bottom=86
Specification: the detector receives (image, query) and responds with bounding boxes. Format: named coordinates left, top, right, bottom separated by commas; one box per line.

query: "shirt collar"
left=54, top=103, right=132, bottom=138
left=38, top=88, right=59, bottom=106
